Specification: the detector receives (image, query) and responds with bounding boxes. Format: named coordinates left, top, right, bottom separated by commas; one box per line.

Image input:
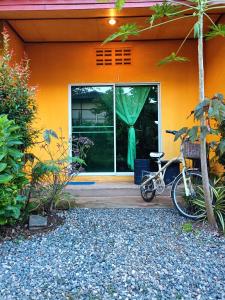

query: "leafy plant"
left=149, top=1, right=182, bottom=26
left=98, top=0, right=125, bottom=10
left=0, top=29, right=38, bottom=151
left=205, top=24, right=225, bottom=40
left=192, top=180, right=225, bottom=233
left=72, top=136, right=94, bottom=172
left=24, top=130, right=92, bottom=213
left=114, top=0, right=125, bottom=10
left=103, top=23, right=139, bottom=44
left=158, top=52, right=189, bottom=66
left=182, top=222, right=193, bottom=233
left=174, top=94, right=225, bottom=169
left=0, top=115, right=27, bottom=225
left=23, top=160, right=60, bottom=215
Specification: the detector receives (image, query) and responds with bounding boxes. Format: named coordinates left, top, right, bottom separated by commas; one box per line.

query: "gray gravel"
left=0, top=208, right=224, bottom=300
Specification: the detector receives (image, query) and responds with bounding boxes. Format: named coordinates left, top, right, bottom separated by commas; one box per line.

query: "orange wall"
left=205, top=15, right=225, bottom=97
left=3, top=22, right=25, bottom=63
left=205, top=16, right=225, bottom=175
left=3, top=17, right=225, bottom=176
left=25, top=40, right=199, bottom=160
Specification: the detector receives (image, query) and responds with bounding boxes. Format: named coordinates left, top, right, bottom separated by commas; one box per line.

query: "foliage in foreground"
left=174, top=93, right=225, bottom=170
left=0, top=115, right=27, bottom=225
left=24, top=130, right=93, bottom=214
left=0, top=30, right=38, bottom=151
left=192, top=179, right=225, bottom=233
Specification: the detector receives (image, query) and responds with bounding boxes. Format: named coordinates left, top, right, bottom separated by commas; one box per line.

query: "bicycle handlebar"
left=165, top=130, right=178, bottom=136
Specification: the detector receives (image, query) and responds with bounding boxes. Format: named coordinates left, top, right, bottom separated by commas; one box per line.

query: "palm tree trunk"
left=198, top=13, right=217, bottom=228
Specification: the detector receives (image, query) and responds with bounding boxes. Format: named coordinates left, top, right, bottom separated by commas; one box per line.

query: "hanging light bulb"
left=108, top=18, right=117, bottom=25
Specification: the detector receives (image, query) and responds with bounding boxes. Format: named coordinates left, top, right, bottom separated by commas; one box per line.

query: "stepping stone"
left=29, top=215, right=48, bottom=230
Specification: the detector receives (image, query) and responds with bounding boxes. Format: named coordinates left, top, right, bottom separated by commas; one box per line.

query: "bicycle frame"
left=140, top=137, right=196, bottom=197
left=140, top=156, right=182, bottom=188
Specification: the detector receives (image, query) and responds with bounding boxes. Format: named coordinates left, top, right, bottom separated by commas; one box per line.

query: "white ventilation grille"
left=96, top=48, right=131, bottom=66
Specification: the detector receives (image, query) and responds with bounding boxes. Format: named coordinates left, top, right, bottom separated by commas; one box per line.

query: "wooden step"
left=74, top=196, right=173, bottom=208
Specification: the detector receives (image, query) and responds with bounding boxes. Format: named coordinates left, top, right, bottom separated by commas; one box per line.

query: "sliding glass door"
left=71, top=86, right=114, bottom=172
left=71, top=84, right=159, bottom=174
left=116, top=85, right=158, bottom=172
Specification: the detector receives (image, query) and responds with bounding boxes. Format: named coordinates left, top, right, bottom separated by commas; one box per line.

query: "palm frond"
left=103, top=23, right=139, bottom=44
left=115, top=0, right=126, bottom=10
left=97, top=0, right=126, bottom=10
left=149, top=1, right=182, bottom=26
left=158, top=52, right=189, bottom=66
left=205, top=24, right=225, bottom=40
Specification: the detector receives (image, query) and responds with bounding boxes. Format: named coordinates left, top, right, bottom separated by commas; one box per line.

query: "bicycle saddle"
left=150, top=152, right=165, bottom=159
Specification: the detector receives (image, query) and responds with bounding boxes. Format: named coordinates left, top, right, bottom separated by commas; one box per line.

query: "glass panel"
left=71, top=86, right=114, bottom=172
left=116, top=85, right=158, bottom=172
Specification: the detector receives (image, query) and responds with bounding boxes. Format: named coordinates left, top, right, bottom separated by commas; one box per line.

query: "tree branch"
left=138, top=15, right=193, bottom=35
left=204, top=12, right=216, bottom=26
left=176, top=25, right=195, bottom=55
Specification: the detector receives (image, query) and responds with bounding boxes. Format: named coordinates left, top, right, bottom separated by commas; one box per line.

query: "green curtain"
left=116, top=86, right=150, bottom=170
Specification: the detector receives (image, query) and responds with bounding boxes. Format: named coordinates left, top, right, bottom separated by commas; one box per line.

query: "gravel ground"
left=0, top=208, right=224, bottom=300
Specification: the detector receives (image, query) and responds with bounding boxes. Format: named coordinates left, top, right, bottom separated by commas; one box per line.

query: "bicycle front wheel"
left=140, top=175, right=156, bottom=202
left=171, top=170, right=209, bottom=220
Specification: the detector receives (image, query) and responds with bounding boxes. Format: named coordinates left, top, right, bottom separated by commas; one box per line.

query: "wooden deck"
left=65, top=182, right=173, bottom=208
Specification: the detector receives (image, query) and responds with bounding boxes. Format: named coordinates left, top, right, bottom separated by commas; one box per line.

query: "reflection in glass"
left=71, top=86, right=114, bottom=172
left=71, top=85, right=159, bottom=173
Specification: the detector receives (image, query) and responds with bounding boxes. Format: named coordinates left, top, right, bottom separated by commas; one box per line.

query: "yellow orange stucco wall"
left=25, top=40, right=199, bottom=162
left=2, top=14, right=225, bottom=179
left=205, top=15, right=225, bottom=97
left=205, top=15, right=225, bottom=175
left=3, top=24, right=202, bottom=178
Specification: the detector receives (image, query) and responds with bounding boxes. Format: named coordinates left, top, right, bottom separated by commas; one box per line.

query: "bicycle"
left=140, top=130, right=212, bottom=220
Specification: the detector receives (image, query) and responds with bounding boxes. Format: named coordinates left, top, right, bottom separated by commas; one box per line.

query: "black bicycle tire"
left=171, top=170, right=207, bottom=220
left=140, top=175, right=156, bottom=202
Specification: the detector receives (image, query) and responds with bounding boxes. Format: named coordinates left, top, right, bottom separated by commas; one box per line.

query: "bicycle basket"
left=183, top=141, right=201, bottom=159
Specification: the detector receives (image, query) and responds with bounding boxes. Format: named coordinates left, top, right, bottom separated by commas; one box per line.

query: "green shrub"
left=0, top=30, right=37, bottom=151
left=192, top=179, right=225, bottom=233
left=175, top=93, right=225, bottom=172
left=0, top=115, right=28, bottom=225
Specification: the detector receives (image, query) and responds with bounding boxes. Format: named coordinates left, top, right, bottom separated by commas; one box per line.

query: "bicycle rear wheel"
left=171, top=170, right=210, bottom=220
left=140, top=175, right=156, bottom=202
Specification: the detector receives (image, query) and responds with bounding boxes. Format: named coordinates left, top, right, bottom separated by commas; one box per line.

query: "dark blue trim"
left=67, top=182, right=96, bottom=185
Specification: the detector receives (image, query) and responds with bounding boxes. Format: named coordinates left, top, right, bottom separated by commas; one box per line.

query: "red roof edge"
left=0, top=1, right=189, bottom=11
left=0, top=1, right=224, bottom=11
